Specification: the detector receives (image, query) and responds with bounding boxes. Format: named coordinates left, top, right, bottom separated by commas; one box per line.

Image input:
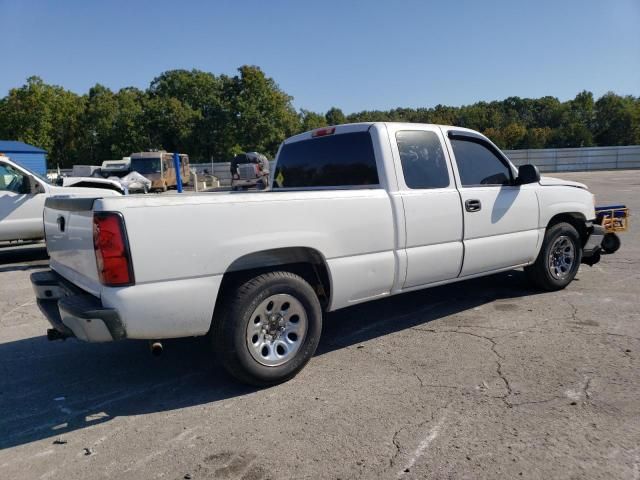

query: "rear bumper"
left=31, top=270, right=125, bottom=342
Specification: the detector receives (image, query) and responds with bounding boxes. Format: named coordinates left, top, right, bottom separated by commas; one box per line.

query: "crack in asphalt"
left=510, top=397, right=564, bottom=407
left=564, top=298, right=640, bottom=340
left=567, top=300, right=579, bottom=322
left=354, top=347, right=424, bottom=395
left=410, top=327, right=514, bottom=407
left=583, top=376, right=592, bottom=401
left=453, top=322, right=640, bottom=343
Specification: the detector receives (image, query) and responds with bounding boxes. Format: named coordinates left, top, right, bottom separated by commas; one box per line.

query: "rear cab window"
left=273, top=131, right=379, bottom=189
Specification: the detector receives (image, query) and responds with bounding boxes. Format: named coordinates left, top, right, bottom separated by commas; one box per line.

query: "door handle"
left=465, top=199, right=482, bottom=212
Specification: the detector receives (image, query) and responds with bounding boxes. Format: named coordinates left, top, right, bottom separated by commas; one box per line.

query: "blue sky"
left=1, top=0, right=639, bottom=114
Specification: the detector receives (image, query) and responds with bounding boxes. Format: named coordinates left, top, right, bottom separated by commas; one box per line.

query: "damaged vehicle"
left=32, top=123, right=619, bottom=385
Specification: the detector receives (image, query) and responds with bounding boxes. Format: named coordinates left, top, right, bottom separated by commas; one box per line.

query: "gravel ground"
left=0, top=170, right=638, bottom=480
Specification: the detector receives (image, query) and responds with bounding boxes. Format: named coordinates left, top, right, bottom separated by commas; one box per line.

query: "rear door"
left=444, top=130, right=539, bottom=276
left=387, top=124, right=464, bottom=288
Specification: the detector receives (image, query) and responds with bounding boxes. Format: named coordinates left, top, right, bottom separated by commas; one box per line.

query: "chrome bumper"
left=31, top=270, right=126, bottom=342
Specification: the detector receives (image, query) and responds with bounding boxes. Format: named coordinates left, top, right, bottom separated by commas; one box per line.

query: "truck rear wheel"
left=213, top=271, right=322, bottom=386
left=525, top=222, right=582, bottom=291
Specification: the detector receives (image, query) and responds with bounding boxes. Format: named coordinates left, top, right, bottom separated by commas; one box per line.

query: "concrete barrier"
left=504, top=145, right=640, bottom=173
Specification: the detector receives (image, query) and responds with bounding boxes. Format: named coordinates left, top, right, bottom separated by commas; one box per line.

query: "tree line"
left=0, top=65, right=639, bottom=168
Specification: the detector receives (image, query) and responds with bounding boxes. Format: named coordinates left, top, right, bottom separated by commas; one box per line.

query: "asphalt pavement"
left=0, top=170, right=638, bottom=479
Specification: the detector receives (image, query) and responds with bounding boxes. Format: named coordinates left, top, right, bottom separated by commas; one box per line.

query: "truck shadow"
left=0, top=270, right=541, bottom=451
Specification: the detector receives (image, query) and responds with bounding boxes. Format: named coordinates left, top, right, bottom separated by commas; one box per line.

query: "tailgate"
left=44, top=197, right=102, bottom=296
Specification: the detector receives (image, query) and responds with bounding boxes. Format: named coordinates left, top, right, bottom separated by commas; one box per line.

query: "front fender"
left=537, top=186, right=595, bottom=227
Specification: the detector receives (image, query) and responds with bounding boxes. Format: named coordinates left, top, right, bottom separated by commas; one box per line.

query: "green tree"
left=483, top=127, right=505, bottom=148
left=593, top=92, right=638, bottom=146
left=3, top=71, right=639, bottom=170
left=502, top=123, right=527, bottom=149
left=145, top=96, right=200, bottom=153
left=550, top=91, right=595, bottom=147
left=110, top=87, right=148, bottom=157
left=220, top=65, right=299, bottom=158
left=300, top=110, right=327, bottom=131
left=149, top=69, right=224, bottom=160
left=149, top=69, right=221, bottom=110
left=325, top=107, right=346, bottom=125
left=77, top=84, right=119, bottom=163
left=524, top=127, right=552, bottom=149
left=0, top=76, right=84, bottom=167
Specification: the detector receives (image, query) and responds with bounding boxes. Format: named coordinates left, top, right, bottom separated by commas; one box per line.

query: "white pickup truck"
left=32, top=123, right=606, bottom=385
left=0, top=155, right=121, bottom=243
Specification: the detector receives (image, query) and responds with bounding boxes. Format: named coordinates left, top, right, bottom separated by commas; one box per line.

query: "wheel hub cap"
left=246, top=294, right=308, bottom=367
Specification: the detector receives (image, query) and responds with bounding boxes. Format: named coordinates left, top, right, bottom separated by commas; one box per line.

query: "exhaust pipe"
left=150, top=341, right=163, bottom=356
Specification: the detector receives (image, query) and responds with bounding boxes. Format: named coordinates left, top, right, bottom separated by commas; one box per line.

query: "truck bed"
left=43, top=188, right=398, bottom=338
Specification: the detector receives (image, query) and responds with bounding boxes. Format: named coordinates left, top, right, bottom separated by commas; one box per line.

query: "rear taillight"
left=93, top=212, right=134, bottom=286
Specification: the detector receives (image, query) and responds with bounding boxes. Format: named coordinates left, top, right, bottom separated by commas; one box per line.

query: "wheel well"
left=217, top=247, right=331, bottom=310
left=547, top=213, right=588, bottom=245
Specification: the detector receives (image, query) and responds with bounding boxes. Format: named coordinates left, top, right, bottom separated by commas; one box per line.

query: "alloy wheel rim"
left=246, top=294, right=308, bottom=367
left=548, top=235, right=575, bottom=280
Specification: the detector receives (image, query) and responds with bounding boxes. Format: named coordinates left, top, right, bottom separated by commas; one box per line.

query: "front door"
left=445, top=132, right=540, bottom=277
left=0, top=161, right=46, bottom=241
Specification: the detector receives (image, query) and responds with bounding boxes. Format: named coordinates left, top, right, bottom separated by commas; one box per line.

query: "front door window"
left=451, top=139, right=513, bottom=186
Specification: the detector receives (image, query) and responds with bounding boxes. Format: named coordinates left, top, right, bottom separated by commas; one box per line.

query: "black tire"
left=213, top=271, right=322, bottom=386
left=601, top=233, right=621, bottom=254
left=525, top=222, right=582, bottom=291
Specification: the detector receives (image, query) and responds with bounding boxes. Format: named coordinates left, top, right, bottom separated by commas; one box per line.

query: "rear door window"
left=451, top=139, right=513, bottom=186
left=396, top=131, right=450, bottom=189
left=274, top=132, right=379, bottom=188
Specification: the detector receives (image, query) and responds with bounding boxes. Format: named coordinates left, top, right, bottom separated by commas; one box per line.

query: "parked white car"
left=32, top=123, right=607, bottom=385
left=0, top=155, right=121, bottom=243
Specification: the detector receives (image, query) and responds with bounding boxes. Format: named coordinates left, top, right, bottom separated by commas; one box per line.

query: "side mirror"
left=516, top=164, right=540, bottom=185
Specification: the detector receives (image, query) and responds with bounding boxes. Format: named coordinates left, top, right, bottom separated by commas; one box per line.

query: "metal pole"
left=173, top=152, right=183, bottom=193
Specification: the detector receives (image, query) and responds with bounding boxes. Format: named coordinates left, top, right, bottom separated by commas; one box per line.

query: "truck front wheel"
left=213, top=271, right=322, bottom=386
left=525, top=222, right=582, bottom=291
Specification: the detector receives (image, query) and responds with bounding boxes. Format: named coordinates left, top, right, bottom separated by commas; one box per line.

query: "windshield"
left=130, top=158, right=161, bottom=174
